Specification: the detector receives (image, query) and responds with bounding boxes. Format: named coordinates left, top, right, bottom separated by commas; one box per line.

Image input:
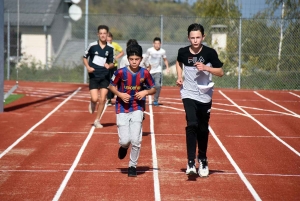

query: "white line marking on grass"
left=52, top=100, right=108, bottom=201
left=0, top=87, right=82, bottom=159
left=289, top=92, right=300, bottom=98
left=149, top=96, right=161, bottom=201
left=219, top=90, right=300, bottom=157
left=209, top=127, right=262, bottom=201
left=254, top=91, right=300, bottom=118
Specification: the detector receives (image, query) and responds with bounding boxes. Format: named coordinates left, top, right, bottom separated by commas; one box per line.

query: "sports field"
left=1, top=80, right=300, bottom=200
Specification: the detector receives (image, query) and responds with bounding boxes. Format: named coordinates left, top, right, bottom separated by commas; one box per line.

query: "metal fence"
left=4, top=14, right=300, bottom=90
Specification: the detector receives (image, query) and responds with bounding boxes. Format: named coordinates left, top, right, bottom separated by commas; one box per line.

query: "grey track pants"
left=151, top=72, right=162, bottom=102
left=117, top=110, right=143, bottom=167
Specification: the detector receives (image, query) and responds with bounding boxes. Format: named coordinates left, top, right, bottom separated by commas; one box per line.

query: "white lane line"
left=210, top=127, right=261, bottom=201
left=1, top=169, right=299, bottom=177
left=52, top=101, right=108, bottom=201
left=0, top=87, right=82, bottom=159
left=220, top=90, right=300, bottom=157
left=157, top=105, right=262, bottom=200
left=289, top=92, right=300, bottom=98
left=149, top=96, right=161, bottom=201
left=254, top=91, right=300, bottom=118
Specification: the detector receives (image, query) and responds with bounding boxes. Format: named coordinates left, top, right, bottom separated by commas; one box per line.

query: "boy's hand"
left=194, top=62, right=207, bottom=71
left=87, top=66, right=95, bottom=73
left=104, top=63, right=110, bottom=69
left=135, top=91, right=148, bottom=100
left=119, top=93, right=131, bottom=103
left=176, top=78, right=183, bottom=87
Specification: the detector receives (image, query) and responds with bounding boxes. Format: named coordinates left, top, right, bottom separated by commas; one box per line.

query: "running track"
left=1, top=81, right=299, bottom=200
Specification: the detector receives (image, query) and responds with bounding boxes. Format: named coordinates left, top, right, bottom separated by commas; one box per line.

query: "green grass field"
left=4, top=94, right=24, bottom=105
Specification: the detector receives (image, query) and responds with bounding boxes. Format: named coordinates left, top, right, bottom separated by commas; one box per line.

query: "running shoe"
left=94, top=120, right=103, bottom=128
left=185, top=161, right=197, bottom=175
left=198, top=158, right=209, bottom=177
left=118, top=146, right=128, bottom=159
left=128, top=166, right=137, bottom=177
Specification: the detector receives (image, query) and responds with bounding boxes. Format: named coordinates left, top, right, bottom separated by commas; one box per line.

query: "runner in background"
left=107, top=32, right=124, bottom=106
left=144, top=37, right=170, bottom=106
left=83, top=25, right=114, bottom=128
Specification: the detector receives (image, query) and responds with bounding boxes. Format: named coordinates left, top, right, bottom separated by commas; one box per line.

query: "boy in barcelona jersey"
left=108, top=44, right=156, bottom=177
left=176, top=23, right=224, bottom=177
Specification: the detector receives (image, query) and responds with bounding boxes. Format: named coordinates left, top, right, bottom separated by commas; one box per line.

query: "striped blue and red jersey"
left=110, top=67, right=155, bottom=114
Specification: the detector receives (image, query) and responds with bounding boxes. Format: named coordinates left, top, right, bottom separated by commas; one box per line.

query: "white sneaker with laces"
left=89, top=101, right=96, bottom=114
left=94, top=120, right=103, bottom=128
left=185, top=164, right=197, bottom=175
left=198, top=158, right=209, bottom=177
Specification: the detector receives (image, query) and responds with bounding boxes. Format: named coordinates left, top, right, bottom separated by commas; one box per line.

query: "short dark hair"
left=108, top=32, right=113, bottom=38
left=97, top=25, right=109, bottom=33
left=187, top=23, right=204, bottom=36
left=126, top=39, right=138, bottom=47
left=153, top=37, right=161, bottom=43
left=127, top=44, right=143, bottom=58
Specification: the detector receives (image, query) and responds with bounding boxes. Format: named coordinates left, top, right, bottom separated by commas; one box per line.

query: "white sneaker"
left=89, top=101, right=96, bottom=114
left=94, top=120, right=103, bottom=128
left=198, top=158, right=209, bottom=177
left=185, top=163, right=197, bottom=175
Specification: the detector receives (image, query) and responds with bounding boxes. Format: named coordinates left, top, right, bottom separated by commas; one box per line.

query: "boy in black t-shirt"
left=83, top=25, right=114, bottom=128
left=176, top=23, right=224, bottom=177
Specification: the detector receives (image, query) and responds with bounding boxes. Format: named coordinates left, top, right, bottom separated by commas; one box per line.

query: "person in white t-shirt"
left=144, top=37, right=170, bottom=106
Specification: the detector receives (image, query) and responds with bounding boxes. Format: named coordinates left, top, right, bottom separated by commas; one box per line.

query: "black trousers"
left=107, top=66, right=117, bottom=99
left=182, top=98, right=212, bottom=161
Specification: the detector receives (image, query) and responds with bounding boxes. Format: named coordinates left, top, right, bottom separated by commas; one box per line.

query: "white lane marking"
left=0, top=87, right=82, bottom=159
left=210, top=127, right=262, bottom=201
left=289, top=92, right=300, bottom=98
left=254, top=91, right=300, bottom=118
left=149, top=96, right=161, bottom=201
left=52, top=101, right=108, bottom=201
left=1, top=169, right=299, bottom=177
left=219, top=90, right=300, bottom=157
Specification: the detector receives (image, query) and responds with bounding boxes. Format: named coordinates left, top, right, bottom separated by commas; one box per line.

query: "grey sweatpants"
left=117, top=110, right=143, bottom=167
left=151, top=72, right=162, bottom=102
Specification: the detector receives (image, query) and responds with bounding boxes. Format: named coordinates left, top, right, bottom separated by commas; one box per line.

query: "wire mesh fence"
left=4, top=14, right=300, bottom=90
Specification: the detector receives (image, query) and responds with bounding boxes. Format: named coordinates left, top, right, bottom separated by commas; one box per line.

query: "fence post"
left=238, top=17, right=242, bottom=89
left=7, top=10, right=10, bottom=80
left=0, top=0, right=4, bottom=112
left=83, top=0, right=88, bottom=84
left=160, top=14, right=163, bottom=86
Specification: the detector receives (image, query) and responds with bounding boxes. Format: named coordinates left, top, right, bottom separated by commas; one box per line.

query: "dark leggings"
left=183, top=98, right=211, bottom=161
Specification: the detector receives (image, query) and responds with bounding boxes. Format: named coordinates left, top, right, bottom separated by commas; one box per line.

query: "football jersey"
left=83, top=40, right=114, bottom=78
left=177, top=45, right=223, bottom=103
left=110, top=67, right=155, bottom=114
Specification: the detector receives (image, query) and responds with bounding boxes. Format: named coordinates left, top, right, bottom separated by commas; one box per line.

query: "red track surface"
left=1, top=81, right=299, bottom=200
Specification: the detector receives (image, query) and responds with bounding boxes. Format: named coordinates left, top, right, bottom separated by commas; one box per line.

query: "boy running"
left=176, top=23, right=224, bottom=177
left=83, top=25, right=114, bottom=128
left=145, top=37, right=170, bottom=106
left=108, top=44, right=156, bottom=177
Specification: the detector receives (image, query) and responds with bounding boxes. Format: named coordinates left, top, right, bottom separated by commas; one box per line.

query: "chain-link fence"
left=4, top=14, right=300, bottom=90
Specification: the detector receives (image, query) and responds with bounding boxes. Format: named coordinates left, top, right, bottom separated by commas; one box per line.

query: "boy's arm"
left=176, top=60, right=183, bottom=87
left=108, top=84, right=131, bottom=103
left=194, top=62, right=224, bottom=77
left=135, top=87, right=156, bottom=100
left=163, top=58, right=170, bottom=73
left=83, top=57, right=94, bottom=73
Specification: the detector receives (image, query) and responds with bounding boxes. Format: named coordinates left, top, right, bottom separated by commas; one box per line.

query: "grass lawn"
left=4, top=94, right=24, bottom=105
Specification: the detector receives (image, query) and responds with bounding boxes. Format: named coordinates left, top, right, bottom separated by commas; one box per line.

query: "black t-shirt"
left=177, top=45, right=223, bottom=68
left=83, top=41, right=114, bottom=78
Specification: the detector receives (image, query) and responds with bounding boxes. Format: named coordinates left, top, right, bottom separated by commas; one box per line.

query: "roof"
left=4, top=0, right=62, bottom=26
